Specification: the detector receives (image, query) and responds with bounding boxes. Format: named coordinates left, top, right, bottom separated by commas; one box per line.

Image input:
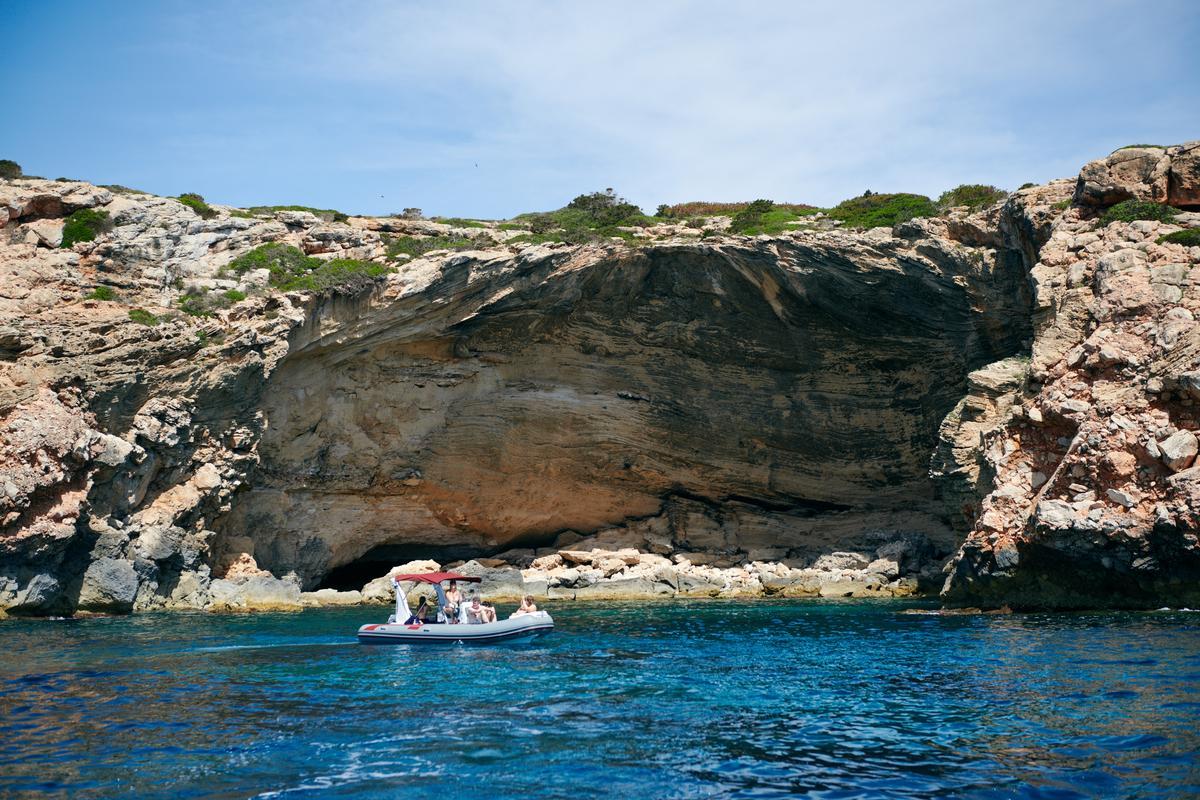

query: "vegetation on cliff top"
left=246, top=205, right=349, bottom=223
left=61, top=208, right=112, bottom=248
left=0, top=159, right=21, bottom=179
left=385, top=233, right=485, bottom=260
left=1157, top=228, right=1200, bottom=247
left=937, top=184, right=1008, bottom=212
left=826, top=192, right=937, bottom=229
left=178, top=193, right=218, bottom=219
left=1100, top=199, right=1179, bottom=226
left=224, top=242, right=391, bottom=292
left=511, top=189, right=657, bottom=244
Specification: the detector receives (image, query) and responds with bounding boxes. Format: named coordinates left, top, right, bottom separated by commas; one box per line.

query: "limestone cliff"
left=1, top=143, right=1197, bottom=615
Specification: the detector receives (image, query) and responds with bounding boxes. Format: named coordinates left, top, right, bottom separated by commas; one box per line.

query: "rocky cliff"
left=1, top=143, right=1197, bottom=615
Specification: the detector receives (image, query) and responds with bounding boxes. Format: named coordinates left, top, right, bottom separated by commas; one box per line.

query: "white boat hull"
left=357, top=612, right=554, bottom=644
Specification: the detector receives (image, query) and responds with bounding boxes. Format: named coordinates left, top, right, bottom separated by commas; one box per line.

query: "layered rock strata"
left=2, top=142, right=1197, bottom=615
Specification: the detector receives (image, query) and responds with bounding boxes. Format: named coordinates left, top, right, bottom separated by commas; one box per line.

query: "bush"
left=566, top=189, right=644, bottom=227
left=730, top=199, right=775, bottom=233
left=1157, top=229, right=1200, bottom=247
left=224, top=243, right=393, bottom=291
left=1099, top=199, right=1179, bottom=226
left=433, top=217, right=487, bottom=228
left=179, top=289, right=228, bottom=317
left=1117, top=144, right=1164, bottom=150
left=385, top=234, right=481, bottom=260
left=223, top=289, right=247, bottom=302
left=827, top=193, right=937, bottom=229
left=937, top=184, right=1007, bottom=212
left=655, top=204, right=672, bottom=218
left=0, top=159, right=21, bottom=179
left=246, top=205, right=348, bottom=223
left=660, top=201, right=816, bottom=218
left=61, top=208, right=112, bottom=248
left=128, top=308, right=159, bottom=326
left=1018, top=182, right=1036, bottom=190
left=178, top=193, right=217, bottom=219
left=86, top=286, right=116, bottom=301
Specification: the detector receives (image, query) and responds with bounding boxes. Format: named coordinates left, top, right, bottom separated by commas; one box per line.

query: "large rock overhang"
left=218, top=239, right=1030, bottom=586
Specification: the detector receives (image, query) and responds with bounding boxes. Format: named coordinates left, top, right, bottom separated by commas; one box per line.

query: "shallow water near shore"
left=1, top=600, right=1198, bottom=799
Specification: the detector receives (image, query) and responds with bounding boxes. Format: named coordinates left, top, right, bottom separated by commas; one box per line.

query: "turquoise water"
left=1, top=600, right=1198, bottom=799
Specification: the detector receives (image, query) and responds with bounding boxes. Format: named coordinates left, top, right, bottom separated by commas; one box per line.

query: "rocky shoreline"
left=2, top=142, right=1198, bottom=616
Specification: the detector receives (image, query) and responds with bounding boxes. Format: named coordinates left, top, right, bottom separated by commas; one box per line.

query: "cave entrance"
left=316, top=543, right=491, bottom=591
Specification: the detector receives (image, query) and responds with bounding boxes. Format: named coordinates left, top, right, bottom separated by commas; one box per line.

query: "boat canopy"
left=391, top=572, right=482, bottom=585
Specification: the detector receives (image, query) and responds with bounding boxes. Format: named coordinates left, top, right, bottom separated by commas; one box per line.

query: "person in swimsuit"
left=511, top=595, right=538, bottom=616
left=444, top=580, right=463, bottom=621
left=404, top=595, right=432, bottom=625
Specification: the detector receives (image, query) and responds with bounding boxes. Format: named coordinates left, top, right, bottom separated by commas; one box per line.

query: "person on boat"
left=444, top=579, right=463, bottom=620
left=481, top=601, right=497, bottom=623
left=404, top=595, right=432, bottom=625
left=511, top=595, right=538, bottom=616
left=465, top=594, right=486, bottom=624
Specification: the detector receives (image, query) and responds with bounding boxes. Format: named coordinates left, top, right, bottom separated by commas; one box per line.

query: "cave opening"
left=316, top=542, right=495, bottom=591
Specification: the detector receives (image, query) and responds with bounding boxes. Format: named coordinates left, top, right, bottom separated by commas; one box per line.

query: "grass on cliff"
left=826, top=192, right=937, bottom=229
left=1157, top=228, right=1200, bottom=247
left=385, top=233, right=487, bottom=260
left=178, top=193, right=218, bottom=220
left=431, top=217, right=488, bottom=228
left=1100, top=199, right=1179, bottom=226
left=61, top=208, right=112, bottom=248
left=245, top=205, right=349, bottom=223
left=936, top=184, right=1008, bottom=212
left=223, top=242, right=392, bottom=292
left=85, top=286, right=116, bottom=301
left=511, top=189, right=657, bottom=244
left=128, top=308, right=160, bottom=326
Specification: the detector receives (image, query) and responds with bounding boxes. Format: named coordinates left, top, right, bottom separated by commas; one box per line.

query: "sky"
left=1, top=0, right=1197, bottom=219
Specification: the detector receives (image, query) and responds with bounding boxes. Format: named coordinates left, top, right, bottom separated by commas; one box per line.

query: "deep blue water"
left=1, top=600, right=1198, bottom=799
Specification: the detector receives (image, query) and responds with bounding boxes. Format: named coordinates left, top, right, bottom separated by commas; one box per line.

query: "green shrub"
left=937, top=184, right=1007, bottom=212
left=433, top=217, right=487, bottom=228
left=1018, top=182, right=1036, bottom=190
left=1157, top=228, right=1200, bottom=247
left=224, top=243, right=392, bottom=291
left=729, top=199, right=775, bottom=233
left=385, top=234, right=488, bottom=260
left=128, top=308, right=159, bottom=326
left=1117, top=144, right=1164, bottom=150
left=102, top=184, right=149, bottom=196
left=1052, top=199, right=1071, bottom=210
left=509, top=189, right=659, bottom=244
left=86, top=286, right=116, bottom=301
left=223, top=289, right=247, bottom=302
left=0, top=159, right=21, bottom=179
left=178, top=193, right=217, bottom=219
left=1099, top=199, right=1178, bottom=226
left=179, top=289, right=227, bottom=317
left=660, top=201, right=817, bottom=218
left=827, top=192, right=937, bottom=229
left=655, top=204, right=672, bottom=218
left=246, top=205, right=348, bottom=223
left=61, top=208, right=112, bottom=248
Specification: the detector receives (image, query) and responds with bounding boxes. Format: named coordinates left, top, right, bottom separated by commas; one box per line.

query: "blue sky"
left=1, top=0, right=1197, bottom=218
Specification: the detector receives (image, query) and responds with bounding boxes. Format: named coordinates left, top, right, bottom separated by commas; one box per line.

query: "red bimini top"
left=390, top=572, right=482, bottom=585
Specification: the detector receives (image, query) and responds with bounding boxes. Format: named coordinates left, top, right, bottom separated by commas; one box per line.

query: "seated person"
left=465, top=595, right=495, bottom=624
left=404, top=595, right=433, bottom=625
left=511, top=595, right=538, bottom=616
left=480, top=601, right=497, bottom=623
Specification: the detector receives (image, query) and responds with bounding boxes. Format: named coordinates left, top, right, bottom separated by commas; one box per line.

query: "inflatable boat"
left=356, top=571, right=554, bottom=645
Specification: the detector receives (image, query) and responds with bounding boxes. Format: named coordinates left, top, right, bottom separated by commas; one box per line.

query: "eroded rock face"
left=3, top=143, right=1197, bottom=615
left=943, top=157, right=1200, bottom=610
left=224, top=232, right=1028, bottom=587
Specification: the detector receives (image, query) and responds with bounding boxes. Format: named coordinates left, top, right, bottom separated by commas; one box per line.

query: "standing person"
left=444, top=579, right=463, bottom=621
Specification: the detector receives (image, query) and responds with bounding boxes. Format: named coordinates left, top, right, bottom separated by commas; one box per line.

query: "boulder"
left=300, top=588, right=363, bottom=606
left=811, top=552, right=871, bottom=572
left=1158, top=430, right=1198, bottom=472
left=77, top=558, right=139, bottom=613
left=1074, top=147, right=1170, bottom=206
left=1168, top=141, right=1200, bottom=206
left=208, top=575, right=302, bottom=611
